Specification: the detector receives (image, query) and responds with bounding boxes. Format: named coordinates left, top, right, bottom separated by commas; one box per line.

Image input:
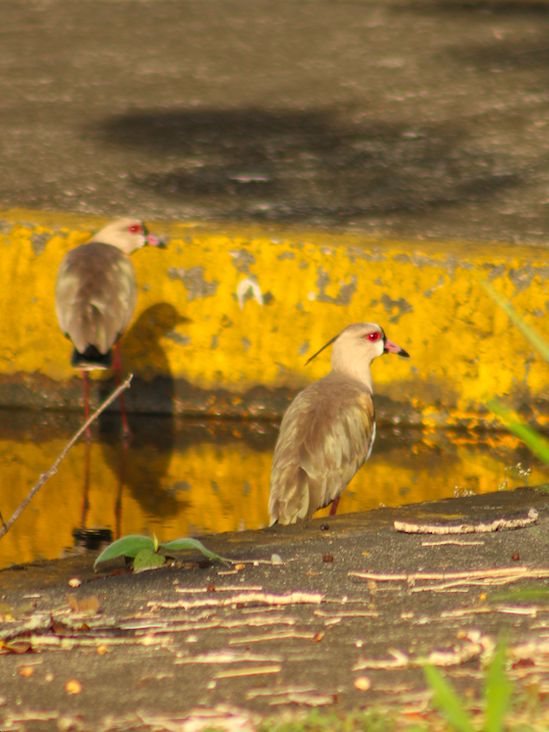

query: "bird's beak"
left=384, top=339, right=410, bottom=358
left=145, top=233, right=167, bottom=249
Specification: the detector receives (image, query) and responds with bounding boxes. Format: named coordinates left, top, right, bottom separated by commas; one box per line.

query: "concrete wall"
left=2, top=208, right=549, bottom=428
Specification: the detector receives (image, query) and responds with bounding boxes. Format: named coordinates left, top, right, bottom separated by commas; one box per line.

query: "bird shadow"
left=97, top=303, right=191, bottom=520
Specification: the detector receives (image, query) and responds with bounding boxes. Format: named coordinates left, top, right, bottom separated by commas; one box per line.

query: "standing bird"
left=269, top=322, right=410, bottom=525
left=55, top=217, right=160, bottom=436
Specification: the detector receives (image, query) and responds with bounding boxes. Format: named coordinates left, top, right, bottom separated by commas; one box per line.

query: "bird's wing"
left=269, top=379, right=375, bottom=524
left=55, top=243, right=138, bottom=354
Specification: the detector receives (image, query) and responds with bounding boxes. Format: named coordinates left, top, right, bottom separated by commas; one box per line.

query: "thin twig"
left=0, top=375, right=133, bottom=540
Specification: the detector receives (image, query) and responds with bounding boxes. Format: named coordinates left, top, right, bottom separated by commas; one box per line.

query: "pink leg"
left=81, top=437, right=91, bottom=528
left=114, top=439, right=128, bottom=540
left=113, top=340, right=130, bottom=439
left=329, top=496, right=340, bottom=516
left=82, top=371, right=91, bottom=441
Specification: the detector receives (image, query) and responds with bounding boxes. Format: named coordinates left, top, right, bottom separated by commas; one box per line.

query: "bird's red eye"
left=367, top=332, right=381, bottom=342
left=129, top=224, right=141, bottom=234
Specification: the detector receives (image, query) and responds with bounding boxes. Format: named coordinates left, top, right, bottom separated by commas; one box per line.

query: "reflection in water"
left=98, top=303, right=189, bottom=519
left=1, top=415, right=549, bottom=569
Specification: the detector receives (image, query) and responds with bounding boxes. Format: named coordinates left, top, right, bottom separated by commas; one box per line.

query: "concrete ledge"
left=2, top=208, right=549, bottom=427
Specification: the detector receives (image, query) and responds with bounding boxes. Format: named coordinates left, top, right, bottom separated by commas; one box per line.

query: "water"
left=0, top=411, right=547, bottom=569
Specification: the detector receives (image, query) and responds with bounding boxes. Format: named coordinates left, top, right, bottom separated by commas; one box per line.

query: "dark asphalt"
left=3, top=0, right=549, bottom=244
left=2, top=489, right=549, bottom=730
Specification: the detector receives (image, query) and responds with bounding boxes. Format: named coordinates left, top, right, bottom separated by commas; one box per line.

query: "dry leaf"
left=66, top=595, right=100, bottom=616
left=20, top=666, right=35, bottom=678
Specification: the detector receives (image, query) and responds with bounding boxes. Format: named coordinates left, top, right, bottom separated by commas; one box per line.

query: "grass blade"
left=485, top=644, right=511, bottom=732
left=424, top=665, right=475, bottom=732
left=488, top=400, right=549, bottom=466
left=480, top=278, right=549, bottom=364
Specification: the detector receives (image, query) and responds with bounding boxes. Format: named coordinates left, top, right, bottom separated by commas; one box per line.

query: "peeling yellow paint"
left=2, top=209, right=549, bottom=424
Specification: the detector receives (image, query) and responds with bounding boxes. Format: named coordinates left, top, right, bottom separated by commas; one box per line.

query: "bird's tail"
left=71, top=345, right=113, bottom=370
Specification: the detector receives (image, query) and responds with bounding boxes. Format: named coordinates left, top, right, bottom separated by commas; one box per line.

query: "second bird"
left=269, top=322, right=410, bottom=525
left=55, top=217, right=160, bottom=435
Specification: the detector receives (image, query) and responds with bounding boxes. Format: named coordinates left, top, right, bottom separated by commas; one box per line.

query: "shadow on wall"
left=93, top=107, right=527, bottom=225
left=98, top=303, right=189, bottom=520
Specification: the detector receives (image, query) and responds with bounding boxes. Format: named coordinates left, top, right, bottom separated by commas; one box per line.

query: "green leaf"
left=94, top=535, right=155, bottom=570
left=424, top=665, right=475, bottom=732
left=480, top=278, right=549, bottom=364
left=485, top=644, right=511, bottom=732
left=133, top=548, right=166, bottom=573
left=160, top=537, right=229, bottom=565
left=488, top=400, right=549, bottom=466
left=153, top=533, right=159, bottom=552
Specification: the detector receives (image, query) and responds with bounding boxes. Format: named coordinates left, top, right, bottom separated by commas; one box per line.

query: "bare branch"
left=0, top=375, right=133, bottom=541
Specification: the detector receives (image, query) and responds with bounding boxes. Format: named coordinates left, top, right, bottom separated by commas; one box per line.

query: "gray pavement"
left=3, top=0, right=549, bottom=244
left=2, top=489, right=549, bottom=730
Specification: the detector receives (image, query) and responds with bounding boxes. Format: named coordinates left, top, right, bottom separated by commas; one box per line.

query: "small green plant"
left=424, top=643, right=511, bottom=732
left=93, top=533, right=229, bottom=572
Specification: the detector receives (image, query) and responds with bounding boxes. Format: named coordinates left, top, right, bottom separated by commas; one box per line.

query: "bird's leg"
left=329, top=496, right=340, bottom=516
left=81, top=436, right=91, bottom=529
left=113, top=340, right=131, bottom=440
left=82, top=371, right=91, bottom=441
left=114, top=438, right=128, bottom=540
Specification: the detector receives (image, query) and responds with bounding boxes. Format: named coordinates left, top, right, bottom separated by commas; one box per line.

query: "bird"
left=55, top=217, right=161, bottom=437
left=269, top=322, right=410, bottom=525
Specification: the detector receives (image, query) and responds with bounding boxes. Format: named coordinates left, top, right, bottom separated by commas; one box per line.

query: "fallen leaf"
left=20, top=666, right=34, bottom=678
left=66, top=595, right=100, bottom=616
left=68, top=578, right=82, bottom=588
left=0, top=640, right=32, bottom=655
left=97, top=646, right=109, bottom=656
left=323, top=555, right=334, bottom=563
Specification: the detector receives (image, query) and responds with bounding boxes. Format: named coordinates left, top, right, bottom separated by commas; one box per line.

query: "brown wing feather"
left=269, top=374, right=375, bottom=525
left=55, top=242, right=137, bottom=354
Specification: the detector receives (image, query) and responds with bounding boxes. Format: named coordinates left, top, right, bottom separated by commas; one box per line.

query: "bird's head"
left=90, top=217, right=163, bottom=254
left=306, top=322, right=410, bottom=378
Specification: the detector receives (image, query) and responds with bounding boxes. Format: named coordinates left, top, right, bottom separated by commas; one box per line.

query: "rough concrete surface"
left=3, top=489, right=549, bottom=730
left=2, top=0, right=549, bottom=245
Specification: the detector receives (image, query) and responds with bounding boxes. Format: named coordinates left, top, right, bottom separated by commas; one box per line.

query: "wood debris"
left=314, top=609, right=379, bottom=618
left=353, top=631, right=494, bottom=670
left=268, top=692, right=335, bottom=706
left=214, top=665, right=281, bottom=679
left=421, top=540, right=485, bottom=546
left=148, top=592, right=323, bottom=611
left=229, top=630, right=317, bottom=645
left=175, top=651, right=282, bottom=665
left=394, top=508, right=538, bottom=534
left=175, top=585, right=263, bottom=594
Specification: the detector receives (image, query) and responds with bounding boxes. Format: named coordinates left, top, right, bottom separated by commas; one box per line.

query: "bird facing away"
left=269, top=322, right=410, bottom=525
left=55, top=217, right=161, bottom=436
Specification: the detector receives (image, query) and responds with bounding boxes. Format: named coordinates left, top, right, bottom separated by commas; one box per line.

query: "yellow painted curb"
left=1, top=208, right=549, bottom=427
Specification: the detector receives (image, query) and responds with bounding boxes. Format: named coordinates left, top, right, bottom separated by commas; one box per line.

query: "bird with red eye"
left=55, top=217, right=163, bottom=439
left=269, top=322, right=410, bottom=525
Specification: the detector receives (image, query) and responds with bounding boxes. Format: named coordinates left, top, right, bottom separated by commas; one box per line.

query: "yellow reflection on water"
left=1, top=421, right=547, bottom=568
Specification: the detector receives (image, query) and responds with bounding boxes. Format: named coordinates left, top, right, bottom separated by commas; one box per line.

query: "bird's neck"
left=330, top=356, right=374, bottom=393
